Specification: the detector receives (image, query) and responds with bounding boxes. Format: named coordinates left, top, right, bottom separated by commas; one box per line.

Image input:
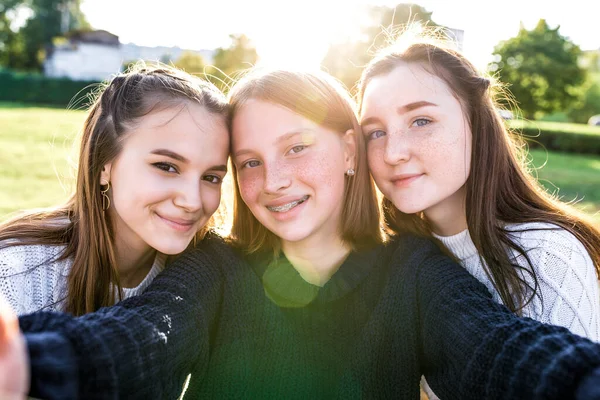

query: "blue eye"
left=242, top=160, right=261, bottom=169
left=288, top=145, right=306, bottom=155
left=413, top=118, right=431, bottom=127
left=153, top=162, right=178, bottom=173
left=368, top=130, right=386, bottom=141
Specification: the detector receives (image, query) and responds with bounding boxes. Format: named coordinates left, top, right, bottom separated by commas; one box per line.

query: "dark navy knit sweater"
left=19, top=233, right=600, bottom=399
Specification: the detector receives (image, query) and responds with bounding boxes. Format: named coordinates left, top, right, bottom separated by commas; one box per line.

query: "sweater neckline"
left=249, top=246, right=382, bottom=308
left=432, top=229, right=478, bottom=261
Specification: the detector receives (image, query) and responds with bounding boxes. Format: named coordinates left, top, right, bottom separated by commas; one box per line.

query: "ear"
left=100, top=164, right=112, bottom=185
left=342, top=129, right=357, bottom=170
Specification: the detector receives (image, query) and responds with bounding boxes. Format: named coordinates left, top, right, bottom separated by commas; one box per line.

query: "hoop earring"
left=345, top=168, right=355, bottom=177
left=101, top=181, right=111, bottom=212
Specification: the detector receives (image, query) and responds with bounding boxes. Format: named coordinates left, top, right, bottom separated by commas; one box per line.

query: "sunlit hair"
left=0, top=62, right=229, bottom=316
left=228, top=68, right=384, bottom=255
left=357, top=31, right=600, bottom=314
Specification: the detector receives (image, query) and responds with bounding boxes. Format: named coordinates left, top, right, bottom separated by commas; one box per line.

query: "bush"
left=0, top=69, right=100, bottom=107
left=509, top=120, right=600, bottom=155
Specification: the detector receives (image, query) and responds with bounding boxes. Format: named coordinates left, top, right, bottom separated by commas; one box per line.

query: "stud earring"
left=100, top=181, right=111, bottom=211
left=345, top=168, right=355, bottom=177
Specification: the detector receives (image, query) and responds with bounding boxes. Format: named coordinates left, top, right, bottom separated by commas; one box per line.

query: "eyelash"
left=241, top=160, right=261, bottom=169
left=412, top=118, right=432, bottom=127
left=203, top=175, right=222, bottom=184
left=288, top=144, right=307, bottom=155
left=153, top=162, right=178, bottom=173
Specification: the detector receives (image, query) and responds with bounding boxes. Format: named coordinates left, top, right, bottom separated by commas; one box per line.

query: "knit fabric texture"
left=18, top=233, right=600, bottom=399
left=0, top=244, right=165, bottom=315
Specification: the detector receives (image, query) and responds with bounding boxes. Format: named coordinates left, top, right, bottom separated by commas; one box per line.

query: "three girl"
left=1, top=34, right=599, bottom=399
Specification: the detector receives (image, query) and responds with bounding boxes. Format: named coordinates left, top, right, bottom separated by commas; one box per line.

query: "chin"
left=153, top=240, right=191, bottom=255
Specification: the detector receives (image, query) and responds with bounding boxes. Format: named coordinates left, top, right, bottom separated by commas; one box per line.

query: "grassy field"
left=509, top=119, right=600, bottom=136
left=0, top=104, right=599, bottom=226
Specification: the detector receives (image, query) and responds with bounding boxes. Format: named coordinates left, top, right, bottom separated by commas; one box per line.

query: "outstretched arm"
left=397, top=236, right=600, bottom=400
left=19, top=234, right=232, bottom=400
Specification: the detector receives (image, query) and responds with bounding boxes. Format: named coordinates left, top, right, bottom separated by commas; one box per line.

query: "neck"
left=281, top=232, right=351, bottom=287
left=113, top=239, right=156, bottom=288
left=425, top=186, right=468, bottom=237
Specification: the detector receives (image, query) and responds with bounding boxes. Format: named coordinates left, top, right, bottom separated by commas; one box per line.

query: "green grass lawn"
left=1, top=104, right=599, bottom=227
left=509, top=119, right=600, bottom=136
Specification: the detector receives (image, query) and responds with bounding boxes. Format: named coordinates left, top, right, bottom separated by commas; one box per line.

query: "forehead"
left=232, top=100, right=318, bottom=142
left=122, top=104, right=229, bottom=159
left=361, top=63, right=455, bottom=115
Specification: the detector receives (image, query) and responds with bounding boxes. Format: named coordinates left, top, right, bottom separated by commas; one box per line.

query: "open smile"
left=266, top=195, right=310, bottom=213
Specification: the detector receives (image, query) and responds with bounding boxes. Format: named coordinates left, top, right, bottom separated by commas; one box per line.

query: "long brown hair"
left=0, top=62, right=229, bottom=316
left=228, top=69, right=384, bottom=255
left=357, top=36, right=600, bottom=314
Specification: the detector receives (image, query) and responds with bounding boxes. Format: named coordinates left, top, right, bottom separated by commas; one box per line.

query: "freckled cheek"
left=421, top=131, right=470, bottom=183
left=366, top=143, right=386, bottom=177
left=237, top=172, right=263, bottom=205
left=296, top=151, right=345, bottom=192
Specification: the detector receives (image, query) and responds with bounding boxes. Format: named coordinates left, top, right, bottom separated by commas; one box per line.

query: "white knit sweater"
left=432, top=222, right=600, bottom=340
left=422, top=222, right=600, bottom=399
left=0, top=243, right=165, bottom=316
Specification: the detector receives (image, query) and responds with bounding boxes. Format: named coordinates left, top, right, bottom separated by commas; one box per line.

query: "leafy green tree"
left=173, top=51, right=206, bottom=74
left=489, top=19, right=584, bottom=119
left=12, top=0, right=90, bottom=71
left=322, top=3, right=437, bottom=91
left=206, top=34, right=258, bottom=91
left=0, top=0, right=27, bottom=69
left=567, top=78, right=600, bottom=123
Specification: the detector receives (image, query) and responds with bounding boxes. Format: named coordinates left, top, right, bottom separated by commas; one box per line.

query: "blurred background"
left=0, top=0, right=599, bottom=224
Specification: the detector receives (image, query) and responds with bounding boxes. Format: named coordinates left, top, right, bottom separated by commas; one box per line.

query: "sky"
left=80, top=0, right=600, bottom=70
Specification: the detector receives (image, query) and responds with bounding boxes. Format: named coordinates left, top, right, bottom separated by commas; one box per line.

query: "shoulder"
left=0, top=243, right=68, bottom=275
left=505, top=222, right=592, bottom=262
left=166, top=231, right=242, bottom=270
left=386, top=233, right=444, bottom=260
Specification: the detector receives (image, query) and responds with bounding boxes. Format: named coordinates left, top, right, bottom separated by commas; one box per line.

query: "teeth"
left=267, top=195, right=309, bottom=212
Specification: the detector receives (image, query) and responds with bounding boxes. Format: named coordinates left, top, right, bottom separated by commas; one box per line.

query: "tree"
left=10, top=0, right=90, bottom=71
left=489, top=19, right=584, bottom=119
left=173, top=51, right=206, bottom=74
left=0, top=0, right=27, bottom=69
left=322, top=3, right=437, bottom=91
left=205, top=34, right=258, bottom=91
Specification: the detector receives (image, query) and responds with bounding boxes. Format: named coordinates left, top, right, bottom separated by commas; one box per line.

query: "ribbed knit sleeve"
left=405, top=236, right=600, bottom=400
left=18, top=234, right=231, bottom=400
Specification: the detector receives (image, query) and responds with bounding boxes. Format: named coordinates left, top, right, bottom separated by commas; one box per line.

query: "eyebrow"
left=233, top=130, right=313, bottom=159
left=361, top=101, right=438, bottom=127
left=151, top=149, right=227, bottom=172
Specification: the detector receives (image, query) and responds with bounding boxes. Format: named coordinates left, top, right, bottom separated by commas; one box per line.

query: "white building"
left=44, top=30, right=213, bottom=81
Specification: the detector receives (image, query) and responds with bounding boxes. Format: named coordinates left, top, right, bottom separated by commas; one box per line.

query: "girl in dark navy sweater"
left=6, top=69, right=600, bottom=400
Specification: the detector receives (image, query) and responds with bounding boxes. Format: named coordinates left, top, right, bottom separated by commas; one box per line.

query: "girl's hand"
left=0, top=295, right=29, bottom=399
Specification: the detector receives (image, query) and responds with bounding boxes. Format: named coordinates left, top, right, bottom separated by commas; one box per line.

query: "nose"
left=263, top=162, right=291, bottom=194
left=173, top=178, right=203, bottom=213
left=383, top=130, right=410, bottom=166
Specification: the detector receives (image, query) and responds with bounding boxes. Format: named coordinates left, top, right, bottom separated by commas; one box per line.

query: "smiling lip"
left=266, top=195, right=310, bottom=212
left=391, top=173, right=424, bottom=188
left=156, top=213, right=197, bottom=232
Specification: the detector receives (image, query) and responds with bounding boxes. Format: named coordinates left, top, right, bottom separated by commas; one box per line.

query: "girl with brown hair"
left=2, top=68, right=600, bottom=400
left=357, top=33, right=600, bottom=398
left=0, top=63, right=230, bottom=316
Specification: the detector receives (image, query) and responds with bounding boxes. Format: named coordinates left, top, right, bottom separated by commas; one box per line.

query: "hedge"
left=508, top=120, right=600, bottom=156
left=0, top=69, right=100, bottom=108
